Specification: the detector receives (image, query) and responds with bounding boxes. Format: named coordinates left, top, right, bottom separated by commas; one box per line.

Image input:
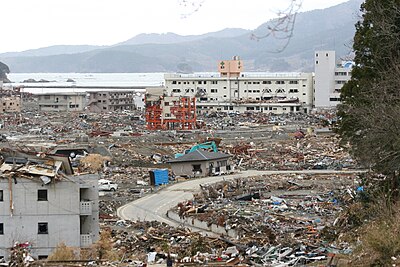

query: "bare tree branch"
left=178, top=0, right=303, bottom=53
left=250, top=0, right=303, bottom=53
left=178, top=0, right=205, bottom=19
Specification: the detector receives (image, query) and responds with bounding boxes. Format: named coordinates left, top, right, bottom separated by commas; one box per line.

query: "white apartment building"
left=164, top=57, right=314, bottom=114
left=314, top=51, right=354, bottom=107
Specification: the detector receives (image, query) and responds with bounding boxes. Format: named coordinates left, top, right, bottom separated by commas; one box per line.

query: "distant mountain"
left=0, top=45, right=106, bottom=58
left=0, top=0, right=363, bottom=73
left=0, top=61, right=10, bottom=82
left=116, top=28, right=251, bottom=46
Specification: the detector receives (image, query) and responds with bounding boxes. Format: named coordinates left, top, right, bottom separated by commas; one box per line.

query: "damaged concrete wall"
left=0, top=174, right=99, bottom=259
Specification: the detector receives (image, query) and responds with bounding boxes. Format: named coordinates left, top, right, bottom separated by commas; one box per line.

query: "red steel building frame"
left=145, top=96, right=196, bottom=130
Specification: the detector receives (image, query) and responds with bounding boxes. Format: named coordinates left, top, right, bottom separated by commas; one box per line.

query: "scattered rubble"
left=0, top=106, right=362, bottom=265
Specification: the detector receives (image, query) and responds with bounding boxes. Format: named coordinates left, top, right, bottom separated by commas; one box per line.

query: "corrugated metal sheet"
left=149, top=169, right=169, bottom=186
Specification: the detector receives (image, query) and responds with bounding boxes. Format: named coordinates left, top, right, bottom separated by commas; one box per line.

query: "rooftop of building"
left=167, top=150, right=231, bottom=163
left=35, top=92, right=87, bottom=96
left=165, top=72, right=311, bottom=79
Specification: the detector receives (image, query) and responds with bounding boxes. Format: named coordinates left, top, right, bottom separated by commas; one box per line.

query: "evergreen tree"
left=338, top=0, right=400, bottom=194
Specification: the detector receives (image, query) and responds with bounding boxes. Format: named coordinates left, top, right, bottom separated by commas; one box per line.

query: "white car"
left=98, top=179, right=118, bottom=191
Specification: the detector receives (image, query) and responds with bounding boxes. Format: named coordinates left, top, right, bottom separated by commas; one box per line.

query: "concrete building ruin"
left=0, top=86, right=22, bottom=113
left=0, top=96, right=21, bottom=113
left=37, top=93, right=86, bottom=112
left=87, top=91, right=137, bottom=112
left=0, top=149, right=99, bottom=260
left=145, top=88, right=197, bottom=130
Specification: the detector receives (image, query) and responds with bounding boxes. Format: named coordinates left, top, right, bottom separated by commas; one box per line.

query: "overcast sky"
left=1, top=0, right=351, bottom=53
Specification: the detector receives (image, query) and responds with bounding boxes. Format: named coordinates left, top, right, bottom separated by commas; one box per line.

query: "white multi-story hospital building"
left=162, top=51, right=353, bottom=114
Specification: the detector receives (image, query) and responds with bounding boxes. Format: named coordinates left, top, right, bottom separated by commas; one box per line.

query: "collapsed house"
left=0, top=148, right=99, bottom=260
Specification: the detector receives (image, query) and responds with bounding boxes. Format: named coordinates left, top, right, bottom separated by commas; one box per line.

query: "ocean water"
left=6, top=73, right=165, bottom=93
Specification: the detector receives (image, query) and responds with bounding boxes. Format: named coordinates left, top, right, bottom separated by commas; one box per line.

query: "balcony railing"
left=80, top=201, right=92, bottom=215
left=80, top=234, right=92, bottom=247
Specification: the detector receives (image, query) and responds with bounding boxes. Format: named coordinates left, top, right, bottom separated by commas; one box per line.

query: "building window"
left=192, top=164, right=202, bottom=173
left=289, top=89, right=299, bottom=93
left=38, top=223, right=48, bottom=234
left=263, top=81, right=272, bottom=84
left=335, top=72, right=347, bottom=76
left=289, top=81, right=298, bottom=84
left=0, top=190, right=3, bottom=201
left=38, top=190, right=48, bottom=201
left=336, top=80, right=347, bottom=84
left=0, top=223, right=3, bottom=235
left=211, top=89, right=218, bottom=93
left=275, top=81, right=285, bottom=84
left=316, top=61, right=319, bottom=64
left=316, top=53, right=319, bottom=57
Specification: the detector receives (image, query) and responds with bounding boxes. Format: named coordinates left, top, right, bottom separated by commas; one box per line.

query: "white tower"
left=314, top=51, right=336, bottom=107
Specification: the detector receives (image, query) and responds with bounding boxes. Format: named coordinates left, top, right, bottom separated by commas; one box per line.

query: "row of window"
left=172, top=88, right=303, bottom=94
left=335, top=72, right=349, bottom=76
left=172, top=81, right=218, bottom=85
left=316, top=53, right=330, bottom=57
left=245, top=106, right=300, bottom=111
left=0, top=222, right=48, bottom=235
left=244, top=80, right=298, bottom=85
left=197, top=105, right=301, bottom=112
left=2, top=102, right=19, bottom=106
left=40, top=104, right=80, bottom=109
left=335, top=80, right=347, bottom=84
left=171, top=80, right=300, bottom=85
left=0, top=189, right=48, bottom=202
left=243, top=88, right=300, bottom=94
